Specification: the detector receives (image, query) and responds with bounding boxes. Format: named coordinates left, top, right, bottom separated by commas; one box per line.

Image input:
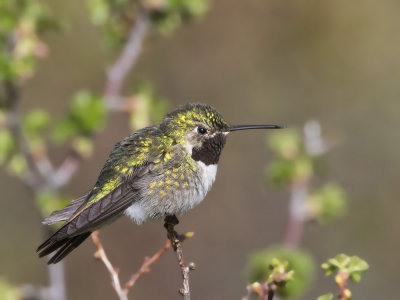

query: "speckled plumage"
left=37, top=104, right=230, bottom=263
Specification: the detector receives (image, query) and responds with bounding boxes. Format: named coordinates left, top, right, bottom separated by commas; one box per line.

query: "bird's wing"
left=42, top=194, right=88, bottom=225
left=38, top=126, right=163, bottom=253
left=37, top=161, right=153, bottom=258
left=58, top=165, right=151, bottom=237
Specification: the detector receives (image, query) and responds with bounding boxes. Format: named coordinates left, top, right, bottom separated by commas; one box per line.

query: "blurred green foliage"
left=265, top=124, right=348, bottom=225
left=267, top=258, right=294, bottom=284
left=36, top=190, right=71, bottom=224
left=246, top=246, right=315, bottom=299
left=87, top=0, right=209, bottom=47
left=250, top=124, right=357, bottom=299
left=22, top=109, right=50, bottom=154
left=150, top=0, right=209, bottom=35
left=0, top=0, right=57, bottom=81
left=322, top=254, right=369, bottom=283
left=6, top=154, right=27, bottom=177
left=266, top=129, right=312, bottom=186
left=306, top=183, right=347, bottom=225
left=0, top=128, right=15, bottom=164
left=129, top=81, right=169, bottom=130
left=0, top=1, right=376, bottom=299
left=318, top=254, right=369, bottom=300
left=317, top=293, right=333, bottom=300
left=246, top=258, right=295, bottom=299
left=52, top=91, right=107, bottom=142
left=0, top=278, right=20, bottom=300
left=87, top=0, right=139, bottom=47
left=22, top=109, right=50, bottom=139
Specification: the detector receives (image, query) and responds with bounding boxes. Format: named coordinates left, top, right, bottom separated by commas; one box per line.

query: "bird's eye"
left=197, top=126, right=207, bottom=135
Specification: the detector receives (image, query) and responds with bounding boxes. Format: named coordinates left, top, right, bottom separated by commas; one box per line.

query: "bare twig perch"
left=91, top=231, right=128, bottom=300
left=124, top=238, right=171, bottom=291
left=164, top=215, right=195, bottom=300
left=92, top=230, right=192, bottom=300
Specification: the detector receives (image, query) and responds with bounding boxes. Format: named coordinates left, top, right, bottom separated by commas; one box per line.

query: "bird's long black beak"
left=229, top=124, right=285, bottom=132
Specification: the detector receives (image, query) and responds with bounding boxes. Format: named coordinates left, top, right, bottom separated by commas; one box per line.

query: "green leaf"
left=180, top=0, right=209, bottom=17
left=130, top=94, right=151, bottom=130
left=321, top=254, right=369, bottom=282
left=265, top=159, right=294, bottom=187
left=72, top=136, right=93, bottom=158
left=152, top=11, right=182, bottom=35
left=265, top=155, right=313, bottom=187
left=306, top=183, right=347, bottom=224
left=52, top=91, right=107, bottom=142
left=52, top=117, right=78, bottom=143
left=86, top=0, right=138, bottom=47
left=69, top=91, right=107, bottom=132
left=347, top=256, right=369, bottom=282
left=266, top=258, right=294, bottom=284
left=7, top=154, right=27, bottom=177
left=129, top=82, right=169, bottom=130
left=35, top=190, right=71, bottom=220
left=292, top=156, right=313, bottom=181
left=267, top=129, right=301, bottom=159
left=87, top=0, right=110, bottom=25
left=246, top=246, right=315, bottom=299
left=0, top=0, right=57, bottom=79
left=22, top=109, right=50, bottom=138
left=317, top=293, right=333, bottom=300
left=87, top=0, right=210, bottom=45
left=0, top=129, right=16, bottom=164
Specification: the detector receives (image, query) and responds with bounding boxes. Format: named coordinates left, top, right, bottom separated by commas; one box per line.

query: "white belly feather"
left=188, top=161, right=217, bottom=208
left=125, top=162, right=217, bottom=224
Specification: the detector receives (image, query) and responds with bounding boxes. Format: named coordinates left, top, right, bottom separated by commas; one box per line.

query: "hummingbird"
left=37, top=104, right=283, bottom=264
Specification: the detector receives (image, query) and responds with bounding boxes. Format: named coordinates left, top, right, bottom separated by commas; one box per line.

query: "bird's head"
left=161, top=103, right=283, bottom=165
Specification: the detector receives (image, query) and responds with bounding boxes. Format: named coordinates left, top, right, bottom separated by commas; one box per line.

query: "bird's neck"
left=191, top=133, right=226, bottom=166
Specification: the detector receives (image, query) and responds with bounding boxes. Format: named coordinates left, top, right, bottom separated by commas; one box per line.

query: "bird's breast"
left=125, top=159, right=218, bottom=224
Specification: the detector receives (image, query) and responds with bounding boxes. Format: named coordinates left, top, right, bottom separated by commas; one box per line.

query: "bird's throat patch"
left=191, top=134, right=226, bottom=165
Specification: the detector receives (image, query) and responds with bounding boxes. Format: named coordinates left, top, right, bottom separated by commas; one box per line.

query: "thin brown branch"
left=267, top=283, right=275, bottom=300
left=284, top=120, right=331, bottom=248
left=243, top=282, right=276, bottom=300
left=47, top=261, right=67, bottom=300
left=164, top=215, right=194, bottom=300
left=284, top=180, right=309, bottom=248
left=124, top=238, right=171, bottom=292
left=241, top=284, right=253, bottom=300
left=176, top=239, right=191, bottom=299
left=91, top=231, right=173, bottom=300
left=50, top=11, right=152, bottom=188
left=5, top=7, right=152, bottom=300
left=104, top=11, right=151, bottom=105
left=91, top=231, right=128, bottom=300
left=0, top=7, right=151, bottom=300
left=258, top=282, right=275, bottom=300
left=51, top=150, right=81, bottom=189
left=4, top=80, right=44, bottom=187
left=336, top=271, right=351, bottom=300
left=19, top=262, right=66, bottom=300
left=4, top=79, right=68, bottom=300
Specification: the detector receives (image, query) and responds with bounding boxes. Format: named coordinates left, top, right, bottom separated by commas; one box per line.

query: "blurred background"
left=1, top=0, right=399, bottom=299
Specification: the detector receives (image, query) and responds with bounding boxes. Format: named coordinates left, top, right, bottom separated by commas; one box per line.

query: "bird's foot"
left=164, top=215, right=183, bottom=251
left=164, top=214, right=179, bottom=227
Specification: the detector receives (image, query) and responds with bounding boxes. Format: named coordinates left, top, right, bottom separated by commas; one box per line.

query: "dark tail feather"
left=37, top=232, right=91, bottom=264
left=37, top=237, right=69, bottom=257
left=47, top=232, right=91, bottom=264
